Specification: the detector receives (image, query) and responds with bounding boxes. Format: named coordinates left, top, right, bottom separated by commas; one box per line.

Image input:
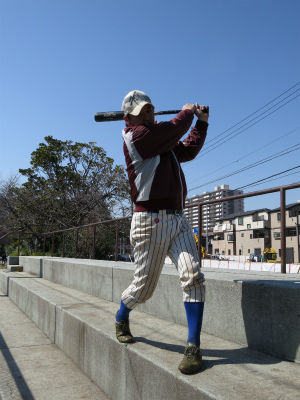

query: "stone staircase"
left=0, top=256, right=299, bottom=400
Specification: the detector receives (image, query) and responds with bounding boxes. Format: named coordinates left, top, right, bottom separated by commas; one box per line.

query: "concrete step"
left=3, top=273, right=300, bottom=400
left=0, top=269, right=36, bottom=295
left=15, top=256, right=300, bottom=362
left=0, top=295, right=110, bottom=400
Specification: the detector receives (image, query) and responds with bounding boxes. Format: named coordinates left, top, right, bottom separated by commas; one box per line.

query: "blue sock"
left=116, top=300, right=132, bottom=322
left=184, top=302, right=204, bottom=347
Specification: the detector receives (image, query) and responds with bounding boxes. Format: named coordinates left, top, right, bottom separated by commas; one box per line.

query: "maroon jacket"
left=122, top=109, right=208, bottom=211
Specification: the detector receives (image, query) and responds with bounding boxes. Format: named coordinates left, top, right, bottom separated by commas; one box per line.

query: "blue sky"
left=1, top=0, right=300, bottom=211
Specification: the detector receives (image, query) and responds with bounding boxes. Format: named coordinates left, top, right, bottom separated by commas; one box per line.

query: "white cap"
left=122, top=90, right=153, bottom=116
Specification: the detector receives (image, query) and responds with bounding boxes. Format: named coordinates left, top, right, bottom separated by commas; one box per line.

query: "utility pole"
left=206, top=211, right=209, bottom=255
left=296, top=214, right=300, bottom=263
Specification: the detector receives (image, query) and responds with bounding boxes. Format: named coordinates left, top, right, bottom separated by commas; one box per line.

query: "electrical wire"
left=188, top=140, right=300, bottom=192
left=204, top=81, right=300, bottom=146
left=234, top=165, right=300, bottom=190
left=187, top=126, right=300, bottom=186
left=235, top=170, right=300, bottom=190
left=198, top=90, right=300, bottom=157
left=183, top=82, right=300, bottom=177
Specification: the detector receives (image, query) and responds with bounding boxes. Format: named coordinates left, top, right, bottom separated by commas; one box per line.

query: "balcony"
left=213, top=235, right=224, bottom=241
left=251, top=220, right=269, bottom=229
left=213, top=225, right=222, bottom=232
left=222, top=223, right=233, bottom=231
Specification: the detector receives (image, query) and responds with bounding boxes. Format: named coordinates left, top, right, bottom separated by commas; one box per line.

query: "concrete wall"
left=19, top=256, right=44, bottom=276
left=15, top=256, right=300, bottom=362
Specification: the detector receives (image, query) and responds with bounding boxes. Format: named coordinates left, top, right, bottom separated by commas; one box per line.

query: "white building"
left=184, top=184, right=244, bottom=230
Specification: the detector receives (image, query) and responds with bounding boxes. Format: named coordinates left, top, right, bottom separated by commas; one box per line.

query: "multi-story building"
left=212, top=218, right=235, bottom=256
left=211, top=202, right=300, bottom=262
left=270, top=202, right=300, bottom=263
left=184, top=184, right=244, bottom=231
left=212, top=209, right=271, bottom=257
left=234, top=209, right=271, bottom=257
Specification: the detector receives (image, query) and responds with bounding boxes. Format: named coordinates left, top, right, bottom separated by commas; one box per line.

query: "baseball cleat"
left=115, top=315, right=134, bottom=344
left=178, top=343, right=203, bottom=374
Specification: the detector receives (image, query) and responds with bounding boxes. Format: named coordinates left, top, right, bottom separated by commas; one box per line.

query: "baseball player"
left=115, top=90, right=209, bottom=374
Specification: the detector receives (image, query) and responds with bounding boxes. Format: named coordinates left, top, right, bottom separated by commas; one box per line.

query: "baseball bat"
left=94, top=106, right=209, bottom=122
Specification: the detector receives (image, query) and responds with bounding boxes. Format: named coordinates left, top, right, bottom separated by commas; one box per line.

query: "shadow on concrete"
left=0, top=332, right=35, bottom=400
left=238, top=279, right=300, bottom=362
left=134, top=337, right=184, bottom=354
left=134, top=337, right=281, bottom=368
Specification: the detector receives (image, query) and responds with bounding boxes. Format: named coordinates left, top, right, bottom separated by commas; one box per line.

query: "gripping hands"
left=182, top=103, right=209, bottom=122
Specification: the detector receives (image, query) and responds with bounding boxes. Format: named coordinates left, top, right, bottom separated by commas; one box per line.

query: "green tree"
left=2, top=136, right=130, bottom=253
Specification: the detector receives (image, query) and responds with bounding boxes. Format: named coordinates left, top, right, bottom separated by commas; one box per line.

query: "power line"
left=188, top=139, right=300, bottom=192
left=234, top=165, right=300, bottom=190
left=204, top=81, right=300, bottom=146
left=187, top=126, right=300, bottom=186
left=236, top=170, right=300, bottom=190
left=198, top=90, right=300, bottom=157
left=183, top=82, right=300, bottom=175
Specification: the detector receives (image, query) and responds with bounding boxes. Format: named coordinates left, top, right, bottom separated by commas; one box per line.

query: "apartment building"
left=212, top=209, right=271, bottom=256
left=270, top=202, right=300, bottom=263
left=184, top=184, right=244, bottom=230
left=212, top=202, right=300, bottom=262
left=234, top=209, right=271, bottom=257
left=212, top=218, right=235, bottom=256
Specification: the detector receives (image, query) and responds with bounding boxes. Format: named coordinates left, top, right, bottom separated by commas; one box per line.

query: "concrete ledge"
left=19, top=256, right=45, bottom=276
left=0, top=270, right=36, bottom=295
left=16, top=257, right=300, bottom=362
left=43, top=258, right=113, bottom=301
left=0, top=297, right=110, bottom=400
left=6, top=275, right=300, bottom=400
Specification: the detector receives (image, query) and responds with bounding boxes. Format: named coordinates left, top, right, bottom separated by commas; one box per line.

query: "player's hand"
left=182, top=103, right=196, bottom=113
left=195, top=103, right=209, bottom=122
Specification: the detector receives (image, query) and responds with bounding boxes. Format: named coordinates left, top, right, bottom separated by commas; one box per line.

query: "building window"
left=238, top=217, right=243, bottom=225
left=253, top=214, right=265, bottom=222
left=241, top=233, right=244, bottom=237
left=222, top=250, right=225, bottom=255
left=274, top=232, right=281, bottom=240
left=227, top=234, right=234, bottom=242
left=215, top=249, right=219, bottom=254
left=250, top=234, right=253, bottom=239
left=228, top=249, right=231, bottom=255
left=248, top=249, right=250, bottom=253
left=247, top=224, right=251, bottom=229
left=286, top=228, right=296, bottom=236
left=277, top=212, right=281, bottom=221
left=239, top=249, right=242, bottom=255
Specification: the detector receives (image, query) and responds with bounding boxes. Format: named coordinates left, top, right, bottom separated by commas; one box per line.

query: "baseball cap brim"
left=128, top=101, right=152, bottom=116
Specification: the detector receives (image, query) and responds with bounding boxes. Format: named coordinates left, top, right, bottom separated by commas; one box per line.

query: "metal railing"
left=42, top=216, right=131, bottom=261
left=4, top=181, right=300, bottom=274
left=190, top=182, right=300, bottom=273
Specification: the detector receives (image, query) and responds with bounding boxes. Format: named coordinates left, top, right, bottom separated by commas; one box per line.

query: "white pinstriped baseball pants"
left=121, top=211, right=205, bottom=309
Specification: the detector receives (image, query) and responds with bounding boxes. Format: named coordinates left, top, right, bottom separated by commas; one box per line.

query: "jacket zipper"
left=171, top=150, right=184, bottom=209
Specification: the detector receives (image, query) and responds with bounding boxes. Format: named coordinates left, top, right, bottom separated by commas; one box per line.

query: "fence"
left=4, top=181, right=300, bottom=274
left=192, top=182, right=300, bottom=273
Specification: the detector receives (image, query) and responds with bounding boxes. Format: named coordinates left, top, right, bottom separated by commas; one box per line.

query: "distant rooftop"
left=215, top=208, right=271, bottom=222
left=214, top=202, right=300, bottom=223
